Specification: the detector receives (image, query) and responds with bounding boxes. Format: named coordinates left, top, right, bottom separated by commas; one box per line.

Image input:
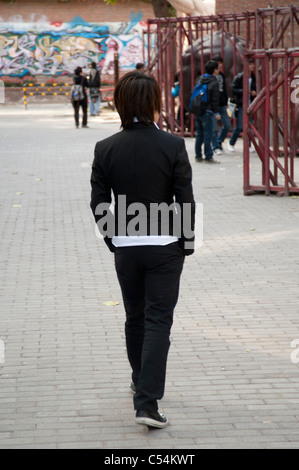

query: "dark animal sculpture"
left=180, top=30, right=299, bottom=153
left=181, top=30, right=246, bottom=113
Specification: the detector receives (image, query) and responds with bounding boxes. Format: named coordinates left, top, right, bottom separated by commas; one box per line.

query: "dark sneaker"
left=205, top=157, right=220, bottom=164
left=136, top=410, right=168, bottom=428
left=130, top=382, right=136, bottom=394
left=195, top=156, right=203, bottom=162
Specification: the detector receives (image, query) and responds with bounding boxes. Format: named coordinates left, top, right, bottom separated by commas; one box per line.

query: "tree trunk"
left=150, top=0, right=171, bottom=18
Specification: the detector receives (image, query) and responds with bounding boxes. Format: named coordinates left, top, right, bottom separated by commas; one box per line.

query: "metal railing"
left=143, top=6, right=299, bottom=196
left=243, top=48, right=299, bottom=196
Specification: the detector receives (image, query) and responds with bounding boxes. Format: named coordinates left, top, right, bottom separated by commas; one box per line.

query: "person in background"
left=171, top=73, right=182, bottom=125
left=88, top=61, right=101, bottom=116
left=171, top=72, right=190, bottom=132
left=72, top=66, right=89, bottom=128
left=211, top=55, right=230, bottom=155
left=194, top=60, right=221, bottom=164
left=228, top=59, right=256, bottom=152
left=171, top=73, right=180, bottom=99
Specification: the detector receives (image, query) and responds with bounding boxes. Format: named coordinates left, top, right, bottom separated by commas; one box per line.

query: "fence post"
left=0, top=79, right=4, bottom=104
left=114, top=53, right=119, bottom=86
left=283, top=51, right=289, bottom=196
left=243, top=52, right=250, bottom=195
left=264, top=52, right=270, bottom=196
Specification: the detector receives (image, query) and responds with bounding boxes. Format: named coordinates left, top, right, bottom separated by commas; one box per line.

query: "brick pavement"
left=0, top=103, right=299, bottom=449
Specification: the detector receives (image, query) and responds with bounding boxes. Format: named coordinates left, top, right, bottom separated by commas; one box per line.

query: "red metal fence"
left=144, top=6, right=299, bottom=195
left=243, top=49, right=299, bottom=196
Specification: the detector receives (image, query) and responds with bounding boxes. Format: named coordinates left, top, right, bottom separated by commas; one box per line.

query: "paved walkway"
left=1, top=103, right=299, bottom=449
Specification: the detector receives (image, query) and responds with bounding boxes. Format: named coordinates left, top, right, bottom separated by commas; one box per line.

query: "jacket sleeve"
left=232, top=73, right=243, bottom=98
left=210, top=80, right=220, bottom=114
left=251, top=73, right=256, bottom=92
left=173, top=139, right=195, bottom=256
left=84, top=76, right=89, bottom=89
left=90, top=142, right=116, bottom=253
left=222, top=73, right=228, bottom=105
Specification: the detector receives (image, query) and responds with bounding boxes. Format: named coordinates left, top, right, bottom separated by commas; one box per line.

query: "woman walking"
left=72, top=66, right=89, bottom=128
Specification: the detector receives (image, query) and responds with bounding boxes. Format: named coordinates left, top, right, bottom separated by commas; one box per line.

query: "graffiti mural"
left=0, top=15, right=147, bottom=77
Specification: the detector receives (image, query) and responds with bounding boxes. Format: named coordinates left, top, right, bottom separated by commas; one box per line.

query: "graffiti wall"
left=0, top=15, right=147, bottom=80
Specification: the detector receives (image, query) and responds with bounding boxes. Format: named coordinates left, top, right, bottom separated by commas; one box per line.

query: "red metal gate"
left=243, top=48, right=299, bottom=196
left=145, top=6, right=299, bottom=135
left=145, top=12, right=253, bottom=136
left=143, top=6, right=299, bottom=195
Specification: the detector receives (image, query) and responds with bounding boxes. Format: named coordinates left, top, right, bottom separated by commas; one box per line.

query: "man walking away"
left=90, top=71, right=195, bottom=429
left=88, top=61, right=101, bottom=116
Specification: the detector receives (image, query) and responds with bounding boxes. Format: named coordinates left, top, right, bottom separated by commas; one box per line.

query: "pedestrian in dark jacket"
left=72, top=66, right=89, bottom=128
left=88, top=61, right=101, bottom=116
left=211, top=55, right=230, bottom=154
left=228, top=60, right=256, bottom=151
left=194, top=60, right=221, bottom=163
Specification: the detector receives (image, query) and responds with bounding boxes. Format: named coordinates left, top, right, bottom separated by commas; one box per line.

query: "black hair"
left=114, top=71, right=161, bottom=129
left=205, top=60, right=219, bottom=75
left=74, top=66, right=82, bottom=76
left=211, top=55, right=223, bottom=63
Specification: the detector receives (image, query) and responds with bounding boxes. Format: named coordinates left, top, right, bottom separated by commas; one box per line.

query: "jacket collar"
left=131, top=119, right=160, bottom=130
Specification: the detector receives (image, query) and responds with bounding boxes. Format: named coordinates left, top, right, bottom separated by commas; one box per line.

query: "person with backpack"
left=211, top=55, right=230, bottom=155
left=72, top=66, right=89, bottom=128
left=190, top=60, right=221, bottom=163
left=88, top=61, right=101, bottom=116
left=227, top=59, right=256, bottom=152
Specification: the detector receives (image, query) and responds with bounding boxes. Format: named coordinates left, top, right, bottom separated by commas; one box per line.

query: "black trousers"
left=72, top=98, right=88, bottom=127
left=114, top=243, right=185, bottom=411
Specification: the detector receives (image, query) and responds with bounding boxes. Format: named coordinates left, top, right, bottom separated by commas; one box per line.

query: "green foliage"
left=103, top=0, right=176, bottom=18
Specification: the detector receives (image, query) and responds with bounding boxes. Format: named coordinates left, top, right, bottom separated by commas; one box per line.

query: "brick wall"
left=0, top=0, right=154, bottom=23
left=215, top=0, right=296, bottom=14
left=1, top=0, right=295, bottom=22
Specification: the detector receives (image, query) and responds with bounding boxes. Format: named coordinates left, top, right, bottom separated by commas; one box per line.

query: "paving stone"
left=1, top=103, right=299, bottom=449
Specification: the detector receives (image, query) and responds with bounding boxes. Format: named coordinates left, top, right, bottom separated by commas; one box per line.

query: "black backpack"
left=189, top=82, right=208, bottom=115
left=71, top=83, right=84, bottom=101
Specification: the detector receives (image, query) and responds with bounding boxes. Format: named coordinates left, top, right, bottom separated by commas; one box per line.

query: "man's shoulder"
left=156, top=128, right=185, bottom=149
left=95, top=126, right=184, bottom=150
left=95, top=130, right=123, bottom=151
left=158, top=128, right=183, bottom=141
left=205, top=75, right=218, bottom=90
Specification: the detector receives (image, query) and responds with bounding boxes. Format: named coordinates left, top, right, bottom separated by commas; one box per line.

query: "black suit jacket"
left=90, top=122, right=195, bottom=255
left=232, top=72, right=256, bottom=108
